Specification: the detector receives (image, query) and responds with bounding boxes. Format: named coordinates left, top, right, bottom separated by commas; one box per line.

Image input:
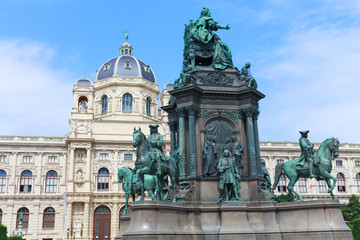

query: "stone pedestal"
left=116, top=200, right=353, bottom=240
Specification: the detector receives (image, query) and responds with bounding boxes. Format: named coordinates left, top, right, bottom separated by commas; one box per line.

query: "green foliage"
left=275, top=193, right=293, bottom=203
left=0, top=224, right=7, bottom=240
left=7, top=236, right=22, bottom=240
left=352, top=218, right=360, bottom=240
left=342, top=194, right=360, bottom=222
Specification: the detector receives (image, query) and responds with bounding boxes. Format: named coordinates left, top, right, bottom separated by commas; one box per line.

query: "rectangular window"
left=48, top=156, right=57, bottom=163
left=23, top=156, right=32, bottom=163
left=0, top=155, right=7, bottom=163
left=318, top=180, right=327, bottom=193
left=355, top=161, right=360, bottom=167
left=99, top=153, right=109, bottom=160
left=336, top=160, right=343, bottom=167
left=277, top=159, right=284, bottom=164
left=296, top=177, right=307, bottom=193
left=124, top=154, right=133, bottom=161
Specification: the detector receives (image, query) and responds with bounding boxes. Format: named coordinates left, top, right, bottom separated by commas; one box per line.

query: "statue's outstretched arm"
left=216, top=23, right=230, bottom=30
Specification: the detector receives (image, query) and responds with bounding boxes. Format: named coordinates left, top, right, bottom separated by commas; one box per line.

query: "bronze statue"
left=148, top=124, right=167, bottom=176
left=296, top=130, right=316, bottom=178
left=217, top=149, right=242, bottom=202
left=239, top=62, right=257, bottom=89
left=226, top=135, right=245, bottom=170
left=203, top=134, right=217, bottom=176
left=261, top=159, right=272, bottom=193
left=132, top=127, right=179, bottom=202
left=273, top=136, right=340, bottom=201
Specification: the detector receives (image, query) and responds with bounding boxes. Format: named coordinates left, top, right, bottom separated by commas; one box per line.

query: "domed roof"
left=74, top=78, right=92, bottom=86
left=95, top=40, right=156, bottom=83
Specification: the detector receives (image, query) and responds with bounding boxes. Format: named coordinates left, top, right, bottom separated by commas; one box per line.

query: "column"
left=113, top=150, right=119, bottom=192
left=66, top=202, right=73, bottom=234
left=10, top=153, right=17, bottom=193
left=253, top=111, right=262, bottom=177
left=169, top=122, right=176, bottom=155
left=68, top=148, right=75, bottom=192
left=187, top=106, right=198, bottom=177
left=83, top=203, right=90, bottom=238
left=177, top=108, right=187, bottom=178
left=244, top=108, right=257, bottom=177
left=86, top=148, right=92, bottom=182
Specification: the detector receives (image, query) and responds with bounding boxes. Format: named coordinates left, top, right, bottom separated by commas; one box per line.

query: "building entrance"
left=93, top=206, right=111, bottom=240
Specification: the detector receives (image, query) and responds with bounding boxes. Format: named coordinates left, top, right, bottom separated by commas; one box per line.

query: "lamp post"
left=73, top=230, right=76, bottom=240
left=66, top=228, right=70, bottom=240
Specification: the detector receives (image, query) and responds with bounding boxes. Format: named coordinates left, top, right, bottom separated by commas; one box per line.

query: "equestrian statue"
left=131, top=125, right=179, bottom=203
left=272, top=130, right=340, bottom=201
left=117, top=166, right=158, bottom=215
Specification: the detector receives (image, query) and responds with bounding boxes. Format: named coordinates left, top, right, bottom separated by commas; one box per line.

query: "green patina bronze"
left=183, top=7, right=234, bottom=73
left=218, top=149, right=243, bottom=203
left=132, top=126, right=179, bottom=202
left=239, top=62, right=257, bottom=89
left=226, top=135, right=245, bottom=170
left=117, top=167, right=158, bottom=215
left=273, top=132, right=340, bottom=201
left=261, top=159, right=273, bottom=193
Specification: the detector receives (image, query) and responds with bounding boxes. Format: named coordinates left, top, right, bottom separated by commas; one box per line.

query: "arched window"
left=296, top=177, right=307, bottom=193
left=0, top=208, right=2, bottom=224
left=146, top=97, right=151, bottom=116
left=102, top=95, right=108, bottom=114
left=78, top=96, right=88, bottom=113
left=43, top=207, right=55, bottom=229
left=337, top=173, right=346, bottom=192
left=122, top=93, right=132, bottom=113
left=17, top=207, right=29, bottom=229
left=0, top=170, right=6, bottom=193
left=20, top=170, right=32, bottom=193
left=318, top=180, right=327, bottom=193
left=45, top=171, right=58, bottom=193
left=356, top=173, right=360, bottom=192
left=98, top=168, right=109, bottom=191
left=278, top=173, right=287, bottom=192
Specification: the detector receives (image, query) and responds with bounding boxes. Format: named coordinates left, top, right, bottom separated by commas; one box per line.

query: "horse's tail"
left=272, top=162, right=285, bottom=191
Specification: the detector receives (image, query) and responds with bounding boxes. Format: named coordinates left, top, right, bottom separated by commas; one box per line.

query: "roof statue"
left=124, top=30, right=129, bottom=41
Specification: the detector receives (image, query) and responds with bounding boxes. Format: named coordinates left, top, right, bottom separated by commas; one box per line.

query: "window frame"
left=45, top=171, right=58, bottom=193
left=317, top=179, right=327, bottom=193
left=20, top=170, right=32, bottom=193
left=42, top=207, right=55, bottom=229
left=278, top=173, right=287, bottom=192
left=124, top=154, right=133, bottom=161
left=122, top=93, right=133, bottom=113
left=337, top=173, right=346, bottom=192
left=0, top=170, right=6, bottom=193
left=17, top=207, right=29, bottom=229
left=101, top=95, right=108, bottom=114
left=97, top=168, right=109, bottom=191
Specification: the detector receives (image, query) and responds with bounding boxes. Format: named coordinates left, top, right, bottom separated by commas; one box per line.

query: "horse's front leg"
left=325, top=177, right=338, bottom=200
left=287, top=178, right=303, bottom=201
left=319, top=168, right=337, bottom=193
left=123, top=193, right=129, bottom=215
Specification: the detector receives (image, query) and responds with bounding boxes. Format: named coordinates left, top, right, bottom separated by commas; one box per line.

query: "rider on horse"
left=296, top=130, right=316, bottom=178
left=148, top=124, right=168, bottom=176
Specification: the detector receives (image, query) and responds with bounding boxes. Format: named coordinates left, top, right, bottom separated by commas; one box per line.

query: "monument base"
left=116, top=200, right=353, bottom=240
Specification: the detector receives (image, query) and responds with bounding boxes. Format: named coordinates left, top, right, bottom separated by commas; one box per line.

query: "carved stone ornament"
left=70, top=120, right=91, bottom=134
left=176, top=181, right=195, bottom=201
left=73, top=220, right=83, bottom=232
left=199, top=72, right=233, bottom=86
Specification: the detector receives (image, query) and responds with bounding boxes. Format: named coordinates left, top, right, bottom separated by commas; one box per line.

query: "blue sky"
left=0, top=0, right=359, bottom=143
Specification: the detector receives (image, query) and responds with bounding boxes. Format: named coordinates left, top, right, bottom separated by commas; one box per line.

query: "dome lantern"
left=119, top=30, right=133, bottom=56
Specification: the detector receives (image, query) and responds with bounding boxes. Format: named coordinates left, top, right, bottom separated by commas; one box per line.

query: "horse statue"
left=117, top=166, right=158, bottom=215
left=273, top=137, right=339, bottom=201
left=132, top=127, right=179, bottom=202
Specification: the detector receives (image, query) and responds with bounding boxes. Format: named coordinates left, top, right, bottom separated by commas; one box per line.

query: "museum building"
left=0, top=39, right=359, bottom=240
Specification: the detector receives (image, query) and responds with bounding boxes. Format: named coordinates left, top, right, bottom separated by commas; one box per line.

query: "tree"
left=342, top=194, right=360, bottom=222
left=275, top=193, right=293, bottom=203
left=0, top=224, right=7, bottom=240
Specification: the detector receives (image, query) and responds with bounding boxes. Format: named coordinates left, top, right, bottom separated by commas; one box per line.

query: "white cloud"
left=257, top=25, right=360, bottom=143
left=0, top=39, right=74, bottom=136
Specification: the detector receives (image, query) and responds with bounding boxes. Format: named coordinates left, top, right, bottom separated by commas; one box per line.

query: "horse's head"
left=132, top=127, right=143, bottom=147
left=118, top=168, right=124, bottom=183
left=330, top=137, right=340, bottom=159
